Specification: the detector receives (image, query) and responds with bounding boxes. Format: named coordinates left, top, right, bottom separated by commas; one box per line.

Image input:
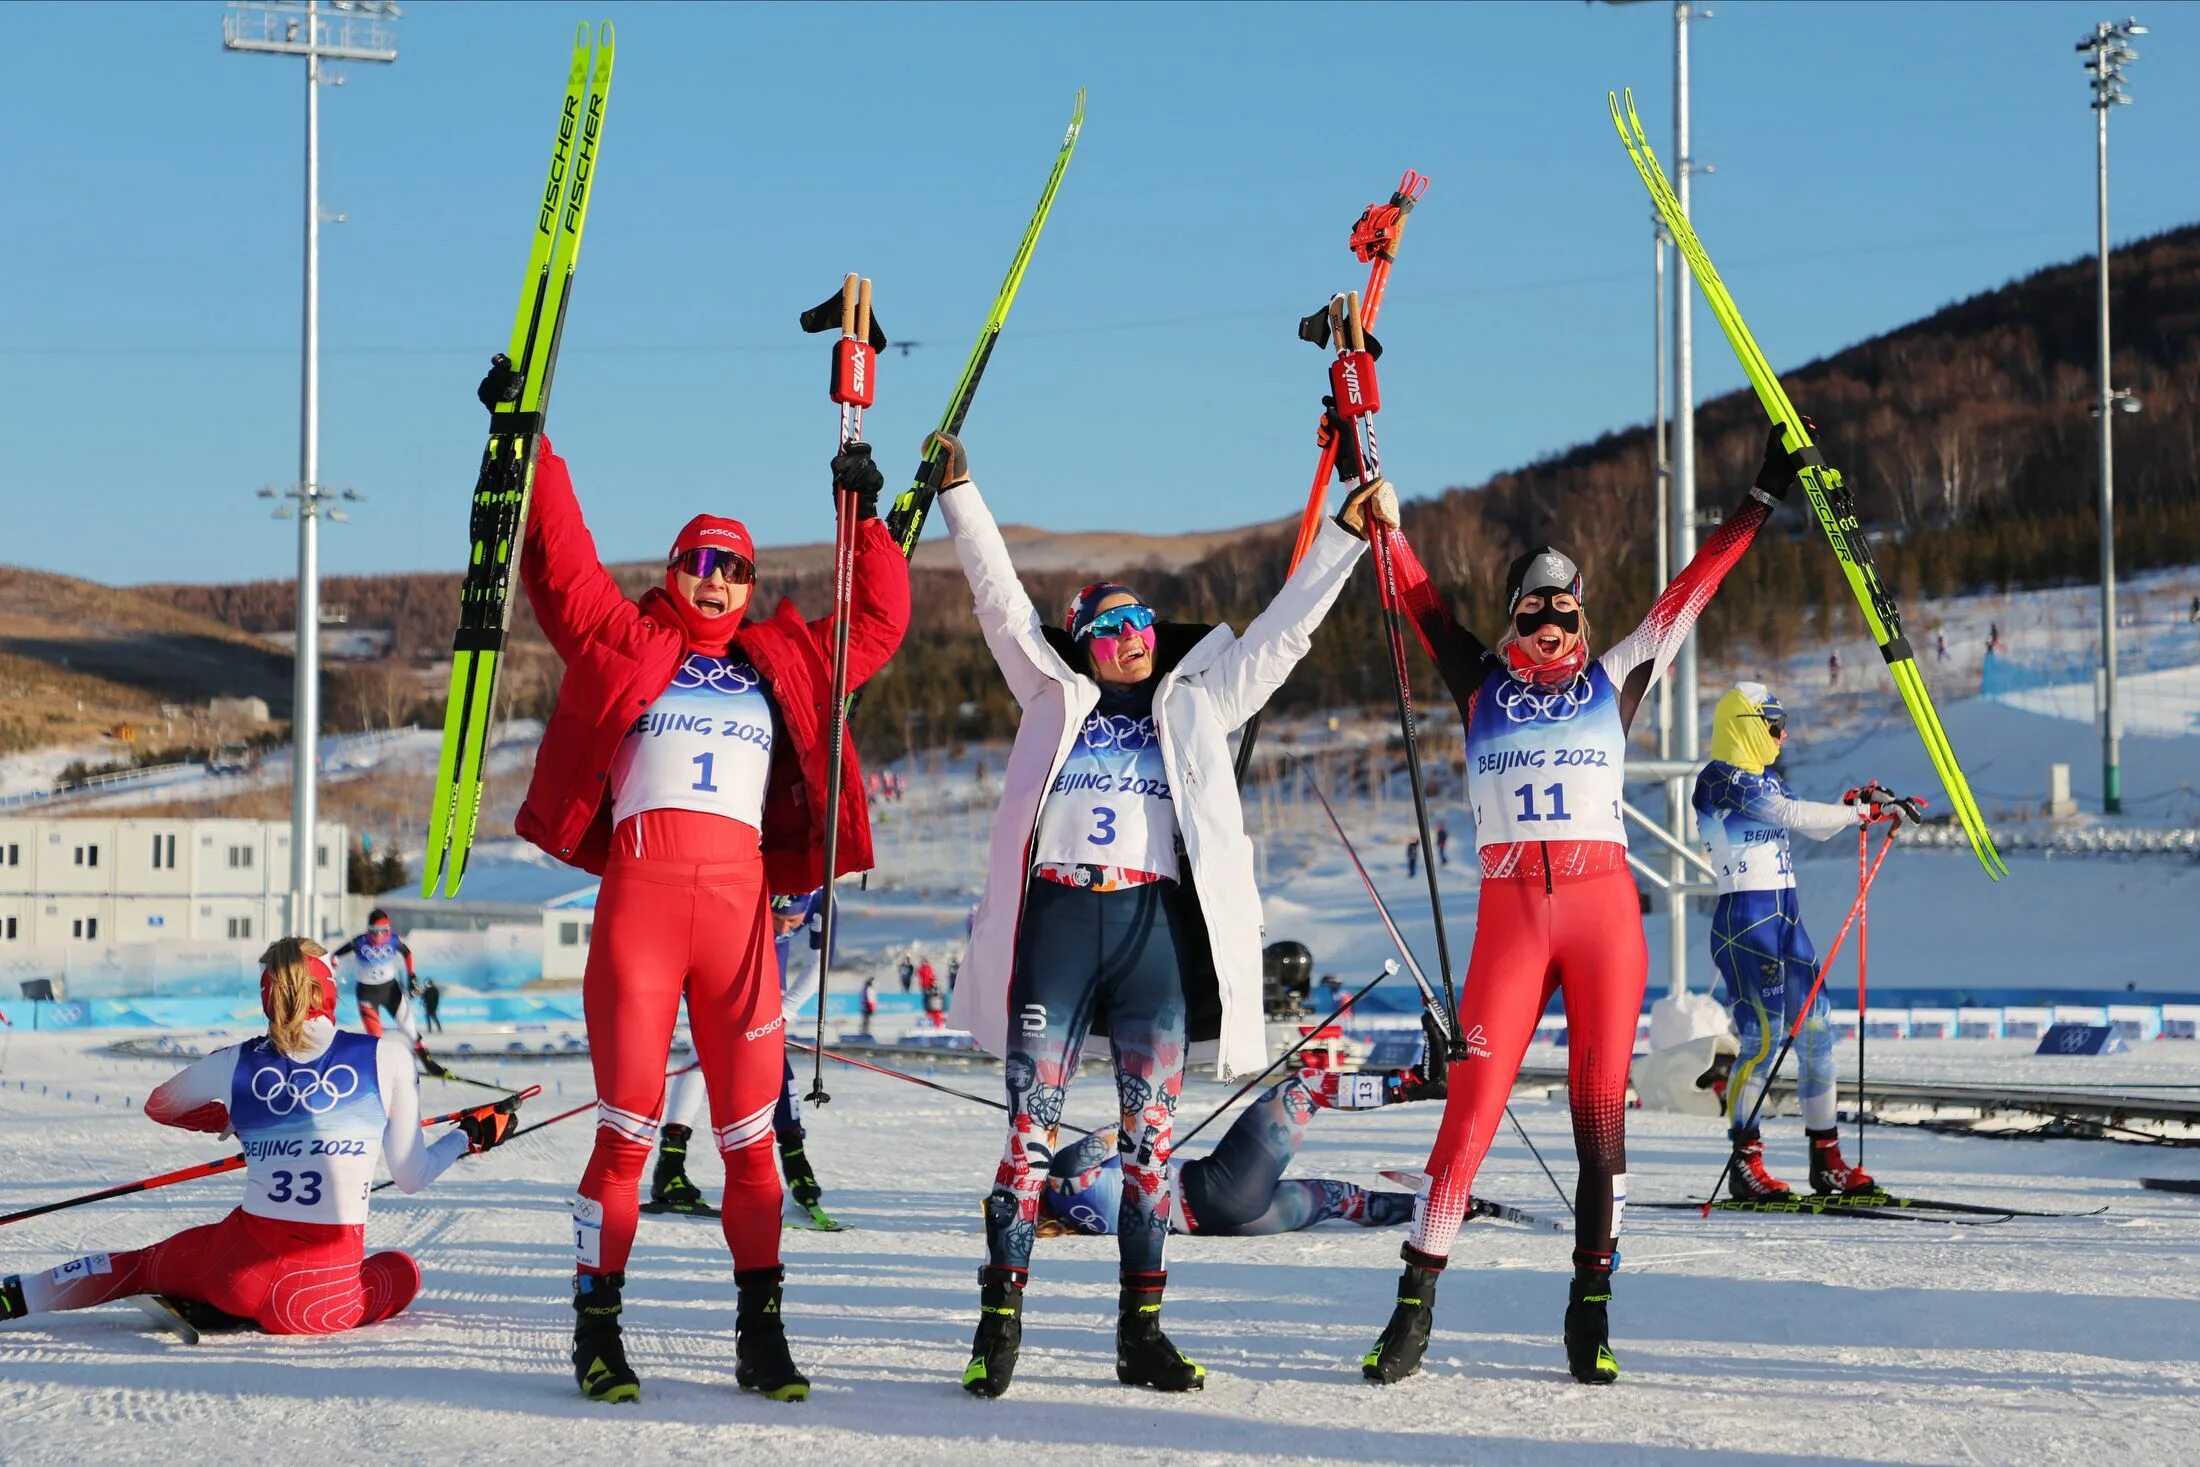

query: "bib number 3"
left=1089, top=806, right=1117, bottom=846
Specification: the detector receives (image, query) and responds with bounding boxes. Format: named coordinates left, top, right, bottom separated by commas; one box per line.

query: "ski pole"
left=1701, top=826, right=1898, bottom=1213
left=1287, top=752, right=1573, bottom=1214
left=2, top=1090, right=540, bottom=1227
left=1234, top=168, right=1427, bottom=788
left=786, top=1040, right=1096, bottom=1139
left=1174, top=959, right=1398, bottom=1151
left=798, top=273, right=880, bottom=1107
left=1856, top=824, right=1870, bottom=1174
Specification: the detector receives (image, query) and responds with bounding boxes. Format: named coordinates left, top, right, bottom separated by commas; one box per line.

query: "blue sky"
left=6, top=1, right=2196, bottom=586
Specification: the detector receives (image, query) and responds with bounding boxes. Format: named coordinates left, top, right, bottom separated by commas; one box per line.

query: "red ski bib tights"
left=1382, top=497, right=1770, bottom=1264
left=512, top=438, right=909, bottom=1282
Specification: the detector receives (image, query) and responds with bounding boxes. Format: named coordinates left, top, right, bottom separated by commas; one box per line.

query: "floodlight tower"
left=224, top=0, right=400, bottom=939
left=2076, top=17, right=2144, bottom=815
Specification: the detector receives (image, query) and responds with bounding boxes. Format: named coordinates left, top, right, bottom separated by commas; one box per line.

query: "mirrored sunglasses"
left=670, top=547, right=755, bottom=584
left=1083, top=604, right=1156, bottom=639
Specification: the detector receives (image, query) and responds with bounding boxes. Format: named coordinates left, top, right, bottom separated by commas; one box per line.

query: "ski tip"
left=572, top=19, right=590, bottom=46
left=597, top=18, right=615, bottom=46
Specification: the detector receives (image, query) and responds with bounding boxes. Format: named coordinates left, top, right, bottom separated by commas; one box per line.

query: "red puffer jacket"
left=512, top=439, right=911, bottom=893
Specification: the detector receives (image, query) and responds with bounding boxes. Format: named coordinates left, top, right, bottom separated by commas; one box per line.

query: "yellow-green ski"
left=423, top=24, right=616, bottom=898
left=1608, top=88, right=2006, bottom=881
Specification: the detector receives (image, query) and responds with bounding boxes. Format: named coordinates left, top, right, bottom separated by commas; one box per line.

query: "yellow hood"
left=1711, top=682, right=1784, bottom=774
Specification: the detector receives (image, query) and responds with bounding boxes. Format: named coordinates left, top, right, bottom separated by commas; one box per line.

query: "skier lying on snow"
left=1035, top=1065, right=1444, bottom=1241
left=1693, top=682, right=1924, bottom=1201
left=0, top=938, right=519, bottom=1337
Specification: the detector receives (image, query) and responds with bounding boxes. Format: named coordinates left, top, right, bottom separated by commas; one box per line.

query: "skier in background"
left=0, top=939, right=517, bottom=1338
left=1037, top=1066, right=1442, bottom=1242
left=1404, top=839, right=1419, bottom=878
left=1357, top=425, right=1802, bottom=1389
left=1693, top=684, right=1925, bottom=1200
left=419, top=977, right=443, bottom=1034
left=1435, top=821, right=1451, bottom=867
left=332, top=910, right=447, bottom=1077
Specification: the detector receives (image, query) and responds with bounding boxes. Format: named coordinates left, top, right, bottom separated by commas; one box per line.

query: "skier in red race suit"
left=0, top=939, right=518, bottom=1338
left=494, top=359, right=910, bottom=1404
left=1359, top=427, right=1802, bottom=1388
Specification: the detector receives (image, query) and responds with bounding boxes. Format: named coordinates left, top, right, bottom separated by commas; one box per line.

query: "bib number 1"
left=691, top=752, right=718, bottom=792
left=1513, top=782, right=1571, bottom=823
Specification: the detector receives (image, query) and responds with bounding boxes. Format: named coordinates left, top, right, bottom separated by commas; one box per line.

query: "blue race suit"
left=1693, top=760, right=1857, bottom=1134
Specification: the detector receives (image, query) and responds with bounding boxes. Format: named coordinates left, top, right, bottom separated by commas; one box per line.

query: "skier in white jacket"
left=926, top=428, right=1393, bottom=1397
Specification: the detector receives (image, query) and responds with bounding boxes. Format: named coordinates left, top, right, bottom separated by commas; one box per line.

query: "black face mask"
left=1514, top=602, right=1581, bottom=640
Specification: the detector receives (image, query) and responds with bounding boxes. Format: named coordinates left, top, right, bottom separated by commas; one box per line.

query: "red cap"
left=260, top=953, right=338, bottom=1026
left=670, top=514, right=755, bottom=565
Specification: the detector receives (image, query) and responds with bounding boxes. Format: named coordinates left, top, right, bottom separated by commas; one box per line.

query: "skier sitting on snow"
left=1037, top=1065, right=1443, bottom=1241
left=0, top=938, right=519, bottom=1337
left=1693, top=683, right=1925, bottom=1200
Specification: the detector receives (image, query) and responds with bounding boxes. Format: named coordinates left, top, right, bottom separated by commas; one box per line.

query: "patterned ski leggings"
left=985, top=878, right=1189, bottom=1274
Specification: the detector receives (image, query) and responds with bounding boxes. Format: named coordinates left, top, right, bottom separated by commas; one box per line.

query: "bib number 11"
left=1513, top=782, right=1571, bottom=823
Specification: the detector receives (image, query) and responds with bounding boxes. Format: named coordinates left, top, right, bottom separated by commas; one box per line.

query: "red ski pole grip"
left=1329, top=350, right=1380, bottom=418
left=830, top=338, right=876, bottom=407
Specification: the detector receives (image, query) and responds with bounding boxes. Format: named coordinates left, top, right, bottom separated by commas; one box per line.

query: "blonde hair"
left=258, top=936, right=331, bottom=1054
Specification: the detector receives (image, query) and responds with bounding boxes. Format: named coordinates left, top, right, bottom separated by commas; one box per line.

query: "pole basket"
left=830, top=339, right=876, bottom=408
left=1329, top=350, right=1380, bottom=417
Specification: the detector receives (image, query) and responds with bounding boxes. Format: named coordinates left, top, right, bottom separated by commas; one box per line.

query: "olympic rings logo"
left=671, top=657, right=763, bottom=697
left=1493, top=675, right=1594, bottom=725
left=1082, top=714, right=1157, bottom=752
left=250, top=1063, right=360, bottom=1116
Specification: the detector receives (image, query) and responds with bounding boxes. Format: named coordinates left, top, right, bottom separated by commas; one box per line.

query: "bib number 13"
left=1513, top=782, right=1571, bottom=823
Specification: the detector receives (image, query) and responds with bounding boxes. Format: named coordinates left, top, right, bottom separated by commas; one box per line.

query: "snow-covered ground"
left=1, top=1029, right=2196, bottom=1465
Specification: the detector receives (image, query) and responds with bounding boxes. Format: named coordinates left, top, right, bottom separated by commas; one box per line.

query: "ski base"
left=133, top=1295, right=201, bottom=1345
left=640, top=1199, right=720, bottom=1220
left=1638, top=1197, right=2013, bottom=1225
left=2140, top=1177, right=2200, bottom=1196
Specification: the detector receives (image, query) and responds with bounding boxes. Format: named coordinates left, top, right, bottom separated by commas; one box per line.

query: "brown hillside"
left=0, top=567, right=296, bottom=754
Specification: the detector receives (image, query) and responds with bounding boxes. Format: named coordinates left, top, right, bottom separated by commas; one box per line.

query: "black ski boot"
left=572, top=1271, right=641, bottom=1403
left=1116, top=1271, right=1204, bottom=1391
left=733, top=1266, right=810, bottom=1402
left=778, top=1139, right=823, bottom=1210
left=157, top=1294, right=253, bottom=1334
left=0, top=1275, right=27, bottom=1322
left=1563, top=1252, right=1619, bottom=1385
left=961, top=1266, right=1026, bottom=1398
left=1362, top=1245, right=1444, bottom=1384
left=650, top=1123, right=708, bottom=1212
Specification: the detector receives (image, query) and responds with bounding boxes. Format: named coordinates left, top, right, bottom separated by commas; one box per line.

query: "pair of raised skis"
left=417, top=21, right=1080, bottom=897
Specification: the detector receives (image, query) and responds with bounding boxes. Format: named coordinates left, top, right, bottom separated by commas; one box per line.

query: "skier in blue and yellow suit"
left=1692, top=683, right=1919, bottom=1201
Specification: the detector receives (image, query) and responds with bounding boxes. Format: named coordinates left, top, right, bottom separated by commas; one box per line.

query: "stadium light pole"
left=2077, top=17, right=2143, bottom=816
left=224, top=0, right=400, bottom=940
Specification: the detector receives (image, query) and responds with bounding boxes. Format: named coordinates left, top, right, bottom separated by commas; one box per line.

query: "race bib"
left=1030, top=710, right=1180, bottom=880
left=611, top=654, right=777, bottom=831
left=229, top=1033, right=388, bottom=1225
left=1465, top=665, right=1628, bottom=848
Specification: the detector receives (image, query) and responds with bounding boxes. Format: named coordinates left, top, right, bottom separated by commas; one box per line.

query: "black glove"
left=831, top=442, right=884, bottom=520
left=1845, top=782, right=1928, bottom=829
left=924, top=430, right=970, bottom=489
left=457, top=1097, right=523, bottom=1154
left=477, top=353, right=523, bottom=412
left=1319, top=396, right=1366, bottom=483
left=1753, top=416, right=1816, bottom=500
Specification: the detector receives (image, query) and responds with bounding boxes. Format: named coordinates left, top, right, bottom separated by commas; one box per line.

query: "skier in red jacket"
left=490, top=363, right=911, bottom=1405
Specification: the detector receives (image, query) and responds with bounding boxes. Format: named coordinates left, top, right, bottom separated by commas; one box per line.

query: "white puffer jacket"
left=941, top=479, right=1366, bottom=1079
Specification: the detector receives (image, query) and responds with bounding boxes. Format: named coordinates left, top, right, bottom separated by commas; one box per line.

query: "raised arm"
left=520, top=437, right=642, bottom=662
left=1380, top=520, right=1494, bottom=716
left=376, top=1037, right=469, bottom=1194
left=1600, top=428, right=1792, bottom=729
left=1200, top=513, right=1367, bottom=733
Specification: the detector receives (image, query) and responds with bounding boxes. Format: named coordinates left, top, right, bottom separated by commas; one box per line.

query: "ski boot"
left=0, top=1275, right=26, bottom=1322
left=1726, top=1126, right=1793, bottom=1201
left=415, top=1044, right=452, bottom=1079
left=1808, top=1127, right=1881, bottom=1197
left=961, top=1266, right=1026, bottom=1398
left=1563, top=1251, right=1619, bottom=1385
left=1361, top=1190, right=1418, bottom=1228
left=572, top=1272, right=641, bottom=1403
left=157, top=1294, right=253, bottom=1334
left=733, top=1266, right=810, bottom=1402
left=779, top=1140, right=844, bottom=1229
left=1362, top=1245, right=1443, bottom=1384
left=1116, top=1271, right=1204, bottom=1392
left=650, top=1124, right=710, bottom=1213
